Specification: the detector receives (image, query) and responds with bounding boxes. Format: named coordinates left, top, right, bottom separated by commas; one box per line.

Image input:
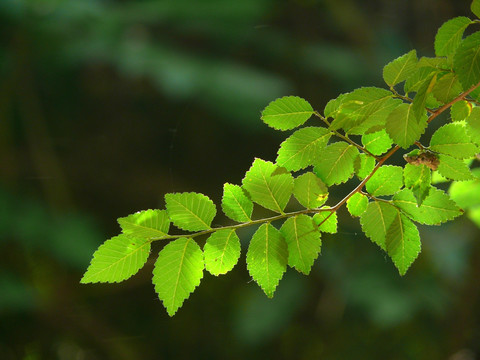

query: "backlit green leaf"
left=403, top=164, right=431, bottom=206
left=362, top=129, right=393, bottom=156
left=280, top=215, right=321, bottom=275
left=346, top=193, right=368, bottom=217
left=261, top=96, right=314, bottom=131
left=153, top=238, right=204, bottom=316
left=366, top=165, right=403, bottom=196
left=393, top=188, right=462, bottom=225
left=472, top=0, right=480, bottom=18
left=165, top=192, right=216, bottom=231
left=242, top=158, right=294, bottom=213
left=329, top=87, right=394, bottom=133
left=276, top=127, right=332, bottom=171
left=449, top=168, right=480, bottom=208
left=412, top=72, right=438, bottom=120
left=246, top=223, right=287, bottom=298
left=437, top=154, right=475, bottom=181
left=360, top=201, right=399, bottom=250
left=314, top=142, right=359, bottom=186
left=466, top=106, right=480, bottom=143
left=221, top=183, right=253, bottom=223
left=355, top=153, right=376, bottom=180
left=293, top=172, right=328, bottom=209
left=385, top=103, right=428, bottom=149
left=383, top=50, right=418, bottom=87
left=451, top=100, right=472, bottom=122
left=313, top=210, right=337, bottom=234
left=404, top=67, right=437, bottom=95
left=118, top=209, right=170, bottom=239
left=386, top=213, right=421, bottom=276
left=431, top=73, right=463, bottom=103
left=81, top=235, right=150, bottom=284
left=204, top=229, right=241, bottom=276
left=429, top=122, right=478, bottom=158
left=454, top=32, right=480, bottom=89
left=434, top=17, right=472, bottom=56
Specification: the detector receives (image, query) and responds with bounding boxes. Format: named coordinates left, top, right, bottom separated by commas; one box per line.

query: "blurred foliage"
left=0, top=0, right=479, bottom=359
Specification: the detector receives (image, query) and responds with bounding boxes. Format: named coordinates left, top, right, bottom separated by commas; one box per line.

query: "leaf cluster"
left=82, top=1, right=480, bottom=316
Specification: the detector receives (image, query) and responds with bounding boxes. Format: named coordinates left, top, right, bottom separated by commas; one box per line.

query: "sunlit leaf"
left=261, top=96, right=314, bottom=130
left=242, top=158, right=293, bottom=213
left=118, top=209, right=170, bottom=239
left=385, top=103, right=428, bottom=149
left=280, top=215, right=321, bottom=275
left=365, top=165, right=403, bottom=196
left=293, top=172, right=328, bottom=209
left=165, top=192, right=216, bottom=231
left=360, top=201, right=398, bottom=250
left=276, top=127, right=332, bottom=171
left=383, top=50, right=418, bottom=87
left=346, top=193, right=369, bottom=217
left=81, top=235, right=150, bottom=284
left=204, top=229, right=241, bottom=276
left=222, top=183, right=253, bottom=223
left=434, top=16, right=472, bottom=56
left=393, top=188, right=462, bottom=225
left=314, top=142, right=359, bottom=186
left=246, top=223, right=287, bottom=298
left=386, top=213, right=421, bottom=276
left=429, top=122, right=478, bottom=158
left=153, top=238, right=204, bottom=316
left=313, top=210, right=337, bottom=234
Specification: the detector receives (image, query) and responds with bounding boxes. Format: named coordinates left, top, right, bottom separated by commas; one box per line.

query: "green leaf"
left=152, top=238, right=204, bottom=316
left=466, top=106, right=480, bottom=143
left=329, top=87, right=394, bottom=133
left=365, top=165, right=403, bottom=196
left=437, top=154, right=475, bottom=181
left=386, top=213, right=421, bottom=276
left=449, top=168, right=480, bottom=208
left=434, top=17, right=473, bottom=56
left=261, top=96, right=314, bottom=131
left=393, top=188, right=462, bottom=225
left=355, top=153, right=376, bottom=180
left=314, top=142, right=359, bottom=186
left=403, top=164, right=431, bottom=206
left=361, top=129, right=393, bottom=156
left=246, top=223, right=287, bottom=298
left=431, top=73, right=463, bottom=104
left=276, top=127, right=332, bottom=171
left=346, top=193, right=369, bottom=217
left=382, top=50, right=418, bottom=87
left=221, top=183, right=253, bottom=223
left=81, top=235, right=151, bottom=284
left=165, top=192, right=216, bottom=231
left=242, top=158, right=294, bottom=213
left=385, top=103, right=428, bottom=149
left=118, top=209, right=170, bottom=239
left=472, top=0, right=480, bottom=18
left=280, top=215, right=321, bottom=275
left=204, top=229, right=241, bottom=276
left=454, top=32, right=480, bottom=89
left=293, top=172, right=328, bottom=209
left=412, top=72, right=438, bottom=120
left=404, top=67, right=437, bottom=95
left=348, top=98, right=402, bottom=135
left=324, top=93, right=347, bottom=118
left=313, top=211, right=337, bottom=234
left=451, top=100, right=472, bottom=122
left=429, top=122, right=478, bottom=158
left=360, top=201, right=399, bottom=250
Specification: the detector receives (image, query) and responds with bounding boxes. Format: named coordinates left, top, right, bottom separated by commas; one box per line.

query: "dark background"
left=1, top=0, right=480, bottom=359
